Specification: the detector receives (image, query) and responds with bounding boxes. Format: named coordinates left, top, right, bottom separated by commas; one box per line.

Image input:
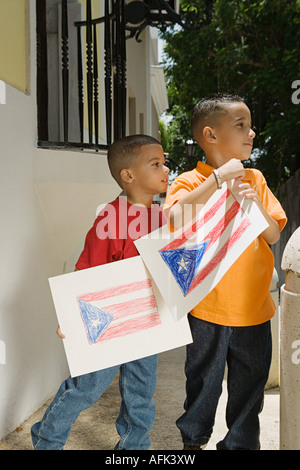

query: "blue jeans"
left=177, top=315, right=272, bottom=450
left=31, top=354, right=157, bottom=450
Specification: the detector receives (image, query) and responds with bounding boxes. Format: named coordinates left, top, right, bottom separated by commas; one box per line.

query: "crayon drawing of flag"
left=76, top=278, right=161, bottom=345
left=159, top=188, right=252, bottom=297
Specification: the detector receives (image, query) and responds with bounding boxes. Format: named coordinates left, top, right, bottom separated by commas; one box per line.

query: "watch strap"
left=213, top=169, right=222, bottom=189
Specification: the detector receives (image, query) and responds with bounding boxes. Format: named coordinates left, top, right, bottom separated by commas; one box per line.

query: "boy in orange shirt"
left=164, top=94, right=286, bottom=450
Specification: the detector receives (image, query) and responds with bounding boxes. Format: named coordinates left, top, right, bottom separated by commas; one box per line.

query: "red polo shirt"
left=76, top=197, right=166, bottom=269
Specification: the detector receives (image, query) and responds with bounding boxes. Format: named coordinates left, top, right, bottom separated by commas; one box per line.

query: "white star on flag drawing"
left=177, top=257, right=190, bottom=272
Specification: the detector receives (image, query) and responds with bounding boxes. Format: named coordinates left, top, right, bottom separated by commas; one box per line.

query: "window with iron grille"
left=36, top=0, right=127, bottom=151
left=36, top=1, right=211, bottom=151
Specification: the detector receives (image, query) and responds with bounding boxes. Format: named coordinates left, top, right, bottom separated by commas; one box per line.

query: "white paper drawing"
left=49, top=256, right=192, bottom=377
left=135, top=180, right=269, bottom=320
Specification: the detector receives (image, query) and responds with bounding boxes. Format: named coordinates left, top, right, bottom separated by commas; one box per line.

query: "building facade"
left=0, top=0, right=168, bottom=439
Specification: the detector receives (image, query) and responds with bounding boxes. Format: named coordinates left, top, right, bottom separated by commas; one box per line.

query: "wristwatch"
left=213, top=169, right=222, bottom=189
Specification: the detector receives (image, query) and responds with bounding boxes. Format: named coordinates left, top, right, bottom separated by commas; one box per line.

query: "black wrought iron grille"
left=36, top=0, right=213, bottom=152
left=36, top=0, right=127, bottom=151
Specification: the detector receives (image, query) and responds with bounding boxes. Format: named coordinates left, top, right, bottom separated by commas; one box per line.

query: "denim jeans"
left=177, top=315, right=272, bottom=450
left=31, top=354, right=157, bottom=450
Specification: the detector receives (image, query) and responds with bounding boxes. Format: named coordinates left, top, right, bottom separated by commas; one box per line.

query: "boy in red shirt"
left=164, top=94, right=286, bottom=450
left=31, top=135, right=169, bottom=450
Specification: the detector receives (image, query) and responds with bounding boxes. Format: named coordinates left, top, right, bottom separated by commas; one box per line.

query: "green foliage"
left=161, top=0, right=300, bottom=190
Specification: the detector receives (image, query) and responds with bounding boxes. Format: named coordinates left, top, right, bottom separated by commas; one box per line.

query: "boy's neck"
left=205, top=153, right=230, bottom=169
left=123, top=192, right=154, bottom=208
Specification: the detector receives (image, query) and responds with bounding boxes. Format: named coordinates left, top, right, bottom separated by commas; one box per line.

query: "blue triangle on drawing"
left=159, top=240, right=209, bottom=297
left=77, top=298, right=114, bottom=344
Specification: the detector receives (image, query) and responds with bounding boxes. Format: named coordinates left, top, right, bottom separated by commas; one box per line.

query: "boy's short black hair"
left=191, top=93, right=245, bottom=142
left=107, top=134, right=161, bottom=188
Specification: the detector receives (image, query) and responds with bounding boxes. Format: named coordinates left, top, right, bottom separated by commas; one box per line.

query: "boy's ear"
left=120, top=168, right=134, bottom=184
left=203, top=126, right=217, bottom=143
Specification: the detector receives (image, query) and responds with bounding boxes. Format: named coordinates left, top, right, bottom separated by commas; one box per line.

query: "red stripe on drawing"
left=97, top=312, right=161, bottom=342
left=204, top=200, right=241, bottom=250
left=102, top=295, right=157, bottom=320
left=188, top=217, right=251, bottom=293
left=78, top=279, right=152, bottom=302
left=162, top=189, right=232, bottom=251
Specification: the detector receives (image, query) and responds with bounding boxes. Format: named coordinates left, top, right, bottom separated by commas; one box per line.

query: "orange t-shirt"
left=164, top=161, right=287, bottom=326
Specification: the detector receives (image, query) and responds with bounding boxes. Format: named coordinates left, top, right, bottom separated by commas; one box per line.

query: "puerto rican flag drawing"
left=76, top=278, right=161, bottom=345
left=159, top=187, right=252, bottom=297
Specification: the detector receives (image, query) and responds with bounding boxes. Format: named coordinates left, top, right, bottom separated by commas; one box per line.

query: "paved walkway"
left=0, top=347, right=279, bottom=451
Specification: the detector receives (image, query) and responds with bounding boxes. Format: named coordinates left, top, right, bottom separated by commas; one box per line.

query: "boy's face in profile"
left=129, top=144, right=169, bottom=196
left=213, top=102, right=256, bottom=162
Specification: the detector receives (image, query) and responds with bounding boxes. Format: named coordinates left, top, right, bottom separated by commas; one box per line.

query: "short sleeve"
left=75, top=211, right=122, bottom=269
left=254, top=170, right=287, bottom=232
left=165, top=173, right=204, bottom=209
left=75, top=223, right=118, bottom=269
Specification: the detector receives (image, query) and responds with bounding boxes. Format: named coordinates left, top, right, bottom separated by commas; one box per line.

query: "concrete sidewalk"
left=0, top=347, right=279, bottom=451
